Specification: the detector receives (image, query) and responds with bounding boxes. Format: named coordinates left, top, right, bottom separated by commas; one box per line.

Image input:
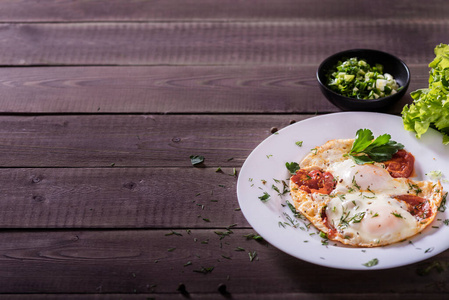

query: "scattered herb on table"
left=214, top=230, right=233, bottom=240
left=165, top=230, right=183, bottom=236
left=244, top=233, right=264, bottom=241
left=184, top=261, right=192, bottom=267
left=416, top=260, right=447, bottom=276
left=248, top=251, right=258, bottom=262
left=190, top=155, right=205, bottom=166
left=193, top=266, right=214, bottom=274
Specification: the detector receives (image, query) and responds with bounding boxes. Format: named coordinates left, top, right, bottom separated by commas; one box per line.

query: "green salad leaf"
left=349, top=129, right=404, bottom=164
left=402, top=43, right=449, bottom=144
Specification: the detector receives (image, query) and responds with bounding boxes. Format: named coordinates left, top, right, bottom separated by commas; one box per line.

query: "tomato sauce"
left=291, top=169, right=336, bottom=194
left=384, top=149, right=415, bottom=178
left=393, top=194, right=432, bottom=220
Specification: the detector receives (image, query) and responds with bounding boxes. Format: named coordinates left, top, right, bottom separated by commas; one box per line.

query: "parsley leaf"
left=349, top=129, right=403, bottom=164
left=286, top=162, right=300, bottom=175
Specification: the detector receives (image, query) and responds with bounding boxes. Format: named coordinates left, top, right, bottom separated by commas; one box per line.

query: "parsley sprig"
left=348, top=129, right=404, bottom=164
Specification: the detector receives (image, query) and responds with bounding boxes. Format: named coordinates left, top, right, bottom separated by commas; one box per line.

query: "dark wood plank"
left=0, top=229, right=448, bottom=294
left=0, top=0, right=447, bottom=22
left=0, top=65, right=428, bottom=114
left=0, top=167, right=244, bottom=228
left=3, top=295, right=448, bottom=300
left=0, top=22, right=444, bottom=66
left=0, top=114, right=310, bottom=167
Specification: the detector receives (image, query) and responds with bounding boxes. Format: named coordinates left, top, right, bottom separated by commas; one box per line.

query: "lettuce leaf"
left=402, top=43, right=449, bottom=144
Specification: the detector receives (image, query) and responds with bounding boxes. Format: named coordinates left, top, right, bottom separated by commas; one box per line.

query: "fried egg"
left=290, top=139, right=444, bottom=247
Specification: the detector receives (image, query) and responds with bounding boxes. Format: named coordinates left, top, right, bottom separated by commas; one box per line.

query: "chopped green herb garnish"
left=408, top=183, right=423, bottom=195
left=351, top=212, right=366, bottom=223
left=391, top=212, right=404, bottom=219
left=296, top=141, right=303, bottom=147
left=438, top=192, right=448, bottom=212
left=258, top=192, right=270, bottom=202
left=363, top=258, right=379, bottom=267
left=425, top=247, right=434, bottom=253
left=286, top=200, right=300, bottom=217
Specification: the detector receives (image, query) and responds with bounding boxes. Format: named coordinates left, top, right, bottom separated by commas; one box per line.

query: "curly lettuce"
left=402, top=43, right=449, bottom=144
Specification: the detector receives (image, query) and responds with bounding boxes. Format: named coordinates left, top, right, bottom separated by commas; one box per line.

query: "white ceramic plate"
left=237, top=112, right=449, bottom=270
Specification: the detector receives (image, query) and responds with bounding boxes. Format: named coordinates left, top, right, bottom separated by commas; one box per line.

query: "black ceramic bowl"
left=317, top=49, right=410, bottom=111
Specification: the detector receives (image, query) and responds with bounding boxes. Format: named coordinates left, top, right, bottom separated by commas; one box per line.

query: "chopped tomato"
left=291, top=169, right=335, bottom=194
left=384, top=149, right=415, bottom=178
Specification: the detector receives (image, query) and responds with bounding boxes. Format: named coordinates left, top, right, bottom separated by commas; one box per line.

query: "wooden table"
left=1, top=1, right=449, bottom=298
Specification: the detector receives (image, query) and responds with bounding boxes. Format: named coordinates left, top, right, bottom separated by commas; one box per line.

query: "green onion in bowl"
left=326, top=57, right=401, bottom=100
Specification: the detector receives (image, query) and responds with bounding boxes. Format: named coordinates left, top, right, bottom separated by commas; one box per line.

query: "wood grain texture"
left=0, top=167, right=244, bottom=228
left=0, top=114, right=312, bottom=167
left=2, top=295, right=449, bottom=300
left=0, top=65, right=429, bottom=114
left=0, top=0, right=447, bottom=22
left=0, top=229, right=447, bottom=294
left=0, top=22, right=445, bottom=66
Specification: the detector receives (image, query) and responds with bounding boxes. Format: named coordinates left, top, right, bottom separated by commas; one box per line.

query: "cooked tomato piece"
left=384, top=149, right=415, bottom=178
left=393, top=194, right=432, bottom=220
left=291, top=169, right=335, bottom=194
